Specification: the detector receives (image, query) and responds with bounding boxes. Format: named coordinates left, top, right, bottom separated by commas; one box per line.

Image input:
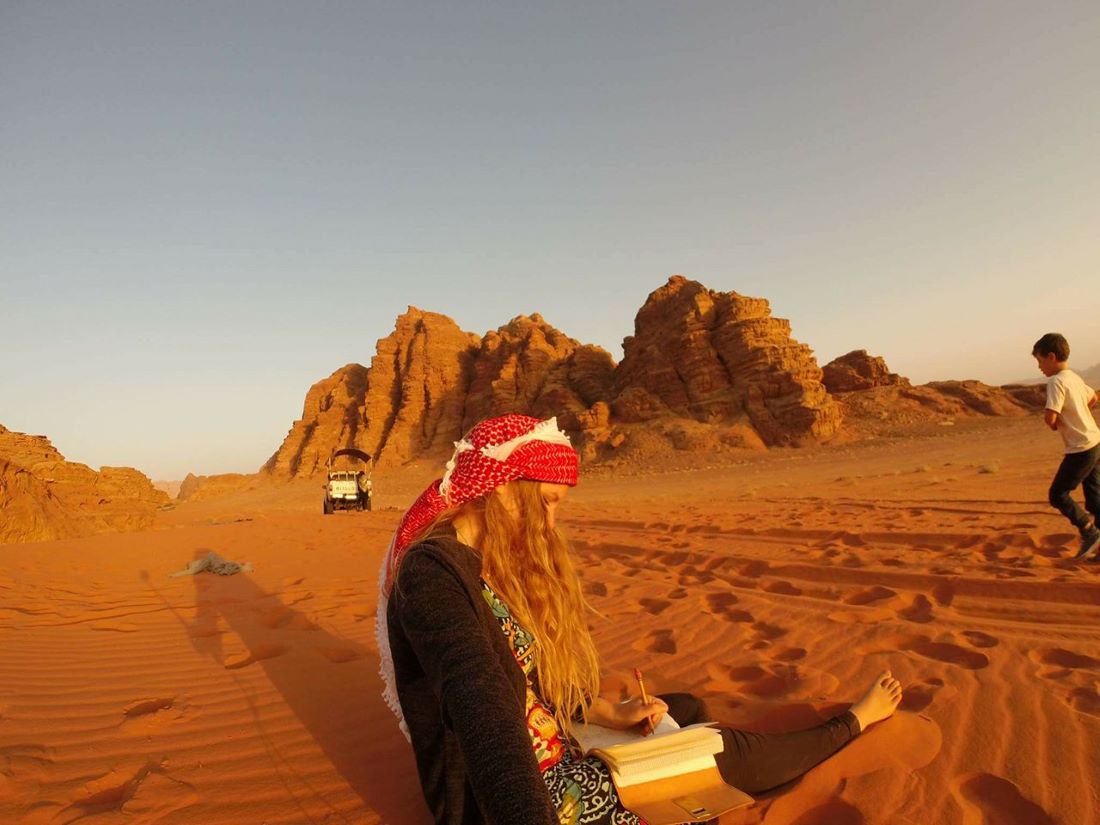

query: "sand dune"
left=2, top=417, right=1098, bottom=824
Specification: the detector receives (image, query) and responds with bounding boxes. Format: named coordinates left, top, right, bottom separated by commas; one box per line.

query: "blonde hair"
left=419, top=480, right=601, bottom=740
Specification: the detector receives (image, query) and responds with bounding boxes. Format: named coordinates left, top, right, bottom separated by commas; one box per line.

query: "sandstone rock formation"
left=263, top=309, right=479, bottom=477
left=822, top=353, right=1045, bottom=436
left=0, top=458, right=84, bottom=544
left=462, top=314, right=616, bottom=457
left=177, top=472, right=257, bottom=502
left=0, top=424, right=168, bottom=544
left=263, top=308, right=619, bottom=476
left=822, top=350, right=909, bottom=393
left=264, top=275, right=1054, bottom=480
left=613, top=276, right=841, bottom=445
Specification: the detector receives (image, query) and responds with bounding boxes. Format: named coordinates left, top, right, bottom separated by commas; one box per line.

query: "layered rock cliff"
left=263, top=308, right=618, bottom=474
left=613, top=276, right=841, bottom=445
left=0, top=425, right=168, bottom=544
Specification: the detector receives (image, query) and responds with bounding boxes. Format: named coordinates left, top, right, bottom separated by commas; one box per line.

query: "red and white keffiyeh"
left=376, top=414, right=579, bottom=736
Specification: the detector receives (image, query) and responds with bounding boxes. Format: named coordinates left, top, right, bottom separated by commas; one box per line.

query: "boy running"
left=1032, top=333, right=1100, bottom=560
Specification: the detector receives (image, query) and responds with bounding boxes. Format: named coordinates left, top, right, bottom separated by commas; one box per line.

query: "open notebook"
left=572, top=714, right=753, bottom=823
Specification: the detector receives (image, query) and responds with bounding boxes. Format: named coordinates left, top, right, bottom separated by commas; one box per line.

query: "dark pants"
left=1048, top=443, right=1100, bottom=533
left=660, top=693, right=859, bottom=795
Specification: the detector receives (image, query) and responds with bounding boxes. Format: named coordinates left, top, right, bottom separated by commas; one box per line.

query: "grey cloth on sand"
left=169, top=551, right=254, bottom=578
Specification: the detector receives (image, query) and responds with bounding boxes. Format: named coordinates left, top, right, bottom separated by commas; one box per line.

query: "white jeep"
left=323, top=449, right=373, bottom=514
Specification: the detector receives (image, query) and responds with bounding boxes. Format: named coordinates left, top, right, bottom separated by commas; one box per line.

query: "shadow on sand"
left=143, top=551, right=430, bottom=825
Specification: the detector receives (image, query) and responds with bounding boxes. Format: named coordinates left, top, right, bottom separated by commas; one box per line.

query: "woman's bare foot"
left=849, top=670, right=903, bottom=732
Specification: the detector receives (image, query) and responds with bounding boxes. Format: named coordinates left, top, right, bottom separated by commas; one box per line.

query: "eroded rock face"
left=0, top=425, right=168, bottom=544
left=0, top=458, right=84, bottom=544
left=263, top=363, right=371, bottom=478
left=263, top=309, right=480, bottom=476
left=613, top=276, right=841, bottom=445
left=822, top=350, right=909, bottom=393
left=0, top=426, right=65, bottom=468
left=264, top=310, right=619, bottom=476
left=463, top=314, right=617, bottom=455
left=360, top=309, right=480, bottom=469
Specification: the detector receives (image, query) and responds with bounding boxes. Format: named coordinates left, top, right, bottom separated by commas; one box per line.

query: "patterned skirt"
left=543, top=750, right=643, bottom=825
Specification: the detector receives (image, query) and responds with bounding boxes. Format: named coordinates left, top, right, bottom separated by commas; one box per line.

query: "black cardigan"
left=387, top=534, right=558, bottom=825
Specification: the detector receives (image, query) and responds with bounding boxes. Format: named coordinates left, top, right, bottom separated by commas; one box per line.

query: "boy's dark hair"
left=1032, top=333, right=1070, bottom=361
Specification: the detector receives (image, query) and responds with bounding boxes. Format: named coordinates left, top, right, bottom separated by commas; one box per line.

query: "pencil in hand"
left=634, top=668, right=650, bottom=704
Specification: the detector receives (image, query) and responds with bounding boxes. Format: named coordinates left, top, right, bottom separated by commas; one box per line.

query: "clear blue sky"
left=2, top=2, right=1098, bottom=480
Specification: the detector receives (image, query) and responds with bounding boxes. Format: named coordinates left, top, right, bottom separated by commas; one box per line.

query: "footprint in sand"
left=898, top=594, right=934, bottom=623
left=702, top=593, right=754, bottom=624
left=636, top=629, right=676, bottom=655
left=0, top=743, right=55, bottom=810
left=899, top=677, right=951, bottom=713
left=1028, top=647, right=1100, bottom=680
left=316, top=645, right=363, bottom=664
left=705, top=661, right=838, bottom=701
left=582, top=581, right=608, bottom=597
left=763, top=581, right=803, bottom=596
left=1029, top=648, right=1100, bottom=670
left=253, top=604, right=295, bottom=629
left=188, top=622, right=223, bottom=639
left=223, top=641, right=288, bottom=670
left=930, top=581, right=955, bottom=607
left=842, top=586, right=897, bottom=606
left=950, top=773, right=1055, bottom=825
left=1065, top=686, right=1100, bottom=718
left=667, top=587, right=688, bottom=600
left=868, top=634, right=989, bottom=670
left=752, top=622, right=788, bottom=641
left=738, top=560, right=771, bottom=578
left=123, top=697, right=176, bottom=718
left=639, top=598, right=671, bottom=615
left=961, top=630, right=998, bottom=649
left=770, top=647, right=807, bottom=663
left=677, top=567, right=716, bottom=586
left=120, top=697, right=191, bottom=733
left=65, top=760, right=198, bottom=821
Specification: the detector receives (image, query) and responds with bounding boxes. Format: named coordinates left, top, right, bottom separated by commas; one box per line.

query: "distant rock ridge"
left=0, top=424, right=168, bottom=545
left=820, top=351, right=1045, bottom=433
left=263, top=276, right=848, bottom=477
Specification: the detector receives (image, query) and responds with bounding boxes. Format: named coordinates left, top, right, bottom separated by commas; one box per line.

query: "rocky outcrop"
left=263, top=309, right=480, bottom=476
left=263, top=308, right=621, bottom=475
left=613, top=276, right=841, bottom=445
left=0, top=424, right=168, bottom=544
left=822, top=350, right=909, bottom=393
left=263, top=363, right=372, bottom=478
left=0, top=426, right=65, bottom=468
left=914, top=381, right=1042, bottom=417
left=463, top=314, right=617, bottom=457
left=0, top=458, right=85, bottom=544
left=358, top=309, right=480, bottom=469
left=177, top=472, right=257, bottom=502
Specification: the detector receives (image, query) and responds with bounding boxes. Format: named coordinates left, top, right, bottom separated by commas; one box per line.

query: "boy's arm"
left=1043, top=409, right=1059, bottom=431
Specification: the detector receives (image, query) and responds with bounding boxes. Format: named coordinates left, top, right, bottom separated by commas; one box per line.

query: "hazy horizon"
left=3, top=2, right=1098, bottom=479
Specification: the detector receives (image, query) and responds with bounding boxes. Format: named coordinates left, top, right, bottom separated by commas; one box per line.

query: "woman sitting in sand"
left=376, top=414, right=902, bottom=825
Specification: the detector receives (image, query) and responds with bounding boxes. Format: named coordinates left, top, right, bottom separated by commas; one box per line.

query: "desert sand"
left=2, top=415, right=1098, bottom=825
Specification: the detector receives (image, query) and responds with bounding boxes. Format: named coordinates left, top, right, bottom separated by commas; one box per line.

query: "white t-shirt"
left=1046, top=369, right=1100, bottom=454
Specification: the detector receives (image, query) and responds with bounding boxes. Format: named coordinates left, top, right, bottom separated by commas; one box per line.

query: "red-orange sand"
left=3, top=417, right=1099, bottom=824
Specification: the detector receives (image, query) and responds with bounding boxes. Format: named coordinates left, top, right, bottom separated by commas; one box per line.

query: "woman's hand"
left=588, top=695, right=669, bottom=735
